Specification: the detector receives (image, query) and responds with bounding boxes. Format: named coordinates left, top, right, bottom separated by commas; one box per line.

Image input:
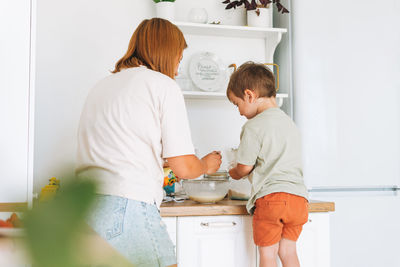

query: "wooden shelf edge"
left=0, top=202, right=28, bottom=212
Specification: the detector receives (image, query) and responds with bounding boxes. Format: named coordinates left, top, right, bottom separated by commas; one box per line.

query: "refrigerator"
left=288, top=0, right=400, bottom=266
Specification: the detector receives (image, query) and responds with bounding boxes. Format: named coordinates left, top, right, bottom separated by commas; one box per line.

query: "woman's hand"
left=166, top=151, right=222, bottom=179
left=201, top=151, right=222, bottom=174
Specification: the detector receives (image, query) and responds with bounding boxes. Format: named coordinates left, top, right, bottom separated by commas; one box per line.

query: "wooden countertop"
left=160, top=199, right=335, bottom=217
left=0, top=203, right=27, bottom=212
left=0, top=200, right=335, bottom=217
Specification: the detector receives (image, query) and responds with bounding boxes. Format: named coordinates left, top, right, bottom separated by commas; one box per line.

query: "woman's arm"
left=166, top=151, right=221, bottom=179
left=229, top=163, right=254, bottom=180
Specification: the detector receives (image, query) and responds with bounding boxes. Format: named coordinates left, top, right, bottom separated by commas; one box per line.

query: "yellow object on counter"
left=163, top=168, right=177, bottom=195
left=39, top=177, right=60, bottom=202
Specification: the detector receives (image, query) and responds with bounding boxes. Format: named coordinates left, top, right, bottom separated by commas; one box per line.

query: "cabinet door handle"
left=200, top=221, right=237, bottom=228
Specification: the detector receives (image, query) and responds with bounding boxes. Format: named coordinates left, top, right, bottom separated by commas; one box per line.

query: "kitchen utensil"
left=182, top=178, right=229, bottom=204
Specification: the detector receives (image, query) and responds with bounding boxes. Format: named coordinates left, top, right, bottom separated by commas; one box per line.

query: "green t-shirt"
left=236, top=107, right=309, bottom=214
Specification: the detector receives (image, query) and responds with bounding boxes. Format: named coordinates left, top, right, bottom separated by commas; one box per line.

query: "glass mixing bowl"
left=182, top=178, right=229, bottom=204
left=204, top=171, right=229, bottom=180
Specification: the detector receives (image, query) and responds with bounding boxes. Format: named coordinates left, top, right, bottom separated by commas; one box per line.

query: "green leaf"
left=24, top=179, right=97, bottom=267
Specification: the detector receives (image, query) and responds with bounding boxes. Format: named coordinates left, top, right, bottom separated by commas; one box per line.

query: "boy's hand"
left=229, top=163, right=253, bottom=180
left=229, top=167, right=243, bottom=180
left=201, top=151, right=222, bottom=174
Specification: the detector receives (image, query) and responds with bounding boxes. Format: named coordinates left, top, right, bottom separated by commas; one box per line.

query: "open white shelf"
left=182, top=91, right=288, bottom=107
left=182, top=90, right=288, bottom=99
left=175, top=21, right=289, bottom=107
left=182, top=91, right=227, bottom=99
left=174, top=21, right=287, bottom=39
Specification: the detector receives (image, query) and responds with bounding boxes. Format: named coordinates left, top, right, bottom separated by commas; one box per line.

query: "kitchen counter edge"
left=160, top=199, right=335, bottom=217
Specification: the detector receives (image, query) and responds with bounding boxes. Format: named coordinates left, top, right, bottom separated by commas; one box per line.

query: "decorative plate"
left=189, top=52, right=226, bottom=92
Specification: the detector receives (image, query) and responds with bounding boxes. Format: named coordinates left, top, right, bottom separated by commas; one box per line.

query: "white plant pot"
left=221, top=7, right=246, bottom=26
left=155, top=2, right=175, bottom=21
left=247, top=7, right=273, bottom=27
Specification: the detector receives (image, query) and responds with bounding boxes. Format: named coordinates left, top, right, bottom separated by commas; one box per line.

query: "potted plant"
left=153, top=0, right=176, bottom=21
left=219, top=1, right=247, bottom=26
left=222, top=0, right=289, bottom=27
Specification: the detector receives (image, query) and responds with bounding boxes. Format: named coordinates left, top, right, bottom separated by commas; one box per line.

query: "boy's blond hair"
left=227, top=62, right=276, bottom=99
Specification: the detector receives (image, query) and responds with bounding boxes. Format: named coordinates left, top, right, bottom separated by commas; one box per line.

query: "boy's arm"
left=229, top=163, right=254, bottom=180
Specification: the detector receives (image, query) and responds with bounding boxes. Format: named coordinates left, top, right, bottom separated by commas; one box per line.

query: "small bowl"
left=182, top=178, right=229, bottom=204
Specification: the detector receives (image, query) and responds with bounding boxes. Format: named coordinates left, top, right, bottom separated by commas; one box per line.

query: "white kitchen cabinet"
left=0, top=237, right=28, bottom=267
left=297, top=213, right=330, bottom=267
left=0, top=0, right=35, bottom=207
left=162, top=217, right=177, bottom=250
left=271, top=212, right=331, bottom=267
left=176, top=215, right=256, bottom=267
left=164, top=212, right=331, bottom=267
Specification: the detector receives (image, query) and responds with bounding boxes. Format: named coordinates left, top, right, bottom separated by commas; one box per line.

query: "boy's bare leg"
left=259, top=242, right=279, bottom=267
left=278, top=238, right=300, bottom=267
left=167, top=265, right=177, bottom=267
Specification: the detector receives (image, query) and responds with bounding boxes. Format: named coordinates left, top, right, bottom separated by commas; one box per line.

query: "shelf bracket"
left=265, top=32, right=283, bottom=67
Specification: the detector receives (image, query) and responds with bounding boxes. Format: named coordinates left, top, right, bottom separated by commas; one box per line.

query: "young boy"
left=227, top=62, right=309, bottom=267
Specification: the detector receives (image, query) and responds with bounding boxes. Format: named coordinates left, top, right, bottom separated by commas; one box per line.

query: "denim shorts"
left=86, top=194, right=176, bottom=267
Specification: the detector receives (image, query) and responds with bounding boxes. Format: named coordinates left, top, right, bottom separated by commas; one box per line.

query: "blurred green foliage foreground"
left=23, top=179, right=134, bottom=267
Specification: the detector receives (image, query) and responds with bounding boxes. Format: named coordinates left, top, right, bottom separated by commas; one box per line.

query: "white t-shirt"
left=76, top=66, right=194, bottom=208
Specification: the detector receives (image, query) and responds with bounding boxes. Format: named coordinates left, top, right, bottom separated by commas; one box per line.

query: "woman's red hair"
left=112, top=18, right=187, bottom=79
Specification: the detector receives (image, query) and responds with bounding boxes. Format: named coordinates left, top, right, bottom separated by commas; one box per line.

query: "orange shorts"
left=252, top=192, right=308, bottom=247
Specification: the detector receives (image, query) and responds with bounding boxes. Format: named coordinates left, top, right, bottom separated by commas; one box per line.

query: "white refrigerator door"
left=291, top=0, right=400, bottom=188
left=290, top=1, right=400, bottom=267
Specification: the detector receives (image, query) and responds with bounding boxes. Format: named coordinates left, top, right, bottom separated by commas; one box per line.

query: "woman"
left=76, top=18, right=221, bottom=267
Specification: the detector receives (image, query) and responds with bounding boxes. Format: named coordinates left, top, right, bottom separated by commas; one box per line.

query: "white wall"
left=34, top=0, right=154, bottom=192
